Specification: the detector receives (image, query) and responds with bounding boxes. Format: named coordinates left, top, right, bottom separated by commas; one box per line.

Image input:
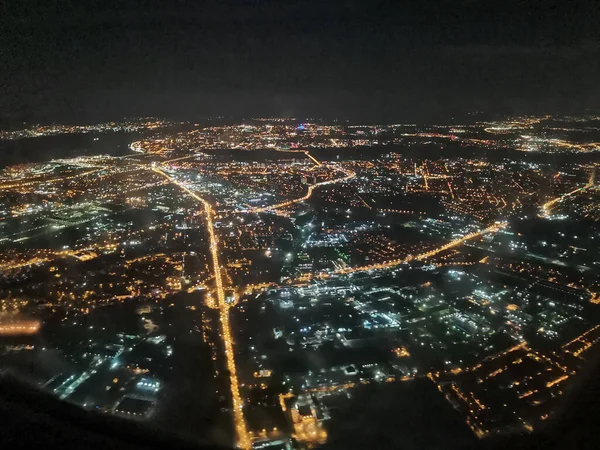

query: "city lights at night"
left=2, top=2, right=600, bottom=449
left=0, top=114, right=599, bottom=449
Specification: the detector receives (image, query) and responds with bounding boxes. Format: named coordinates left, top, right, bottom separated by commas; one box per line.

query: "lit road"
left=268, top=148, right=322, bottom=167
left=541, top=182, right=594, bottom=217
left=152, top=158, right=505, bottom=442
left=163, top=147, right=322, bottom=167
left=151, top=166, right=251, bottom=449
left=303, top=150, right=322, bottom=167
left=328, top=222, right=507, bottom=276
left=0, top=168, right=103, bottom=191
left=251, top=165, right=355, bottom=213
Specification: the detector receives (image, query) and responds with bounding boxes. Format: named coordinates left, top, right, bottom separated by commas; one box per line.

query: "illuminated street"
left=0, top=115, right=599, bottom=448
left=333, top=222, right=507, bottom=275
left=151, top=166, right=251, bottom=449
left=251, top=163, right=355, bottom=213
left=4, top=3, right=600, bottom=449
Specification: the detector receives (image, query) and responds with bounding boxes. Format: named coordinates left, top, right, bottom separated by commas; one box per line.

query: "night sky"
left=2, top=0, right=600, bottom=122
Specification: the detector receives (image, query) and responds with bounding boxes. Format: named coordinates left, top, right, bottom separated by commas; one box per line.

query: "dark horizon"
left=2, top=0, right=600, bottom=123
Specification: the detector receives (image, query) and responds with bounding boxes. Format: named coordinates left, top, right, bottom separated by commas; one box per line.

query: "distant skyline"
left=2, top=0, right=600, bottom=122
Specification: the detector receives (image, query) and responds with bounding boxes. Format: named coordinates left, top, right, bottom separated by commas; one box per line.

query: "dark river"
left=0, top=131, right=134, bottom=168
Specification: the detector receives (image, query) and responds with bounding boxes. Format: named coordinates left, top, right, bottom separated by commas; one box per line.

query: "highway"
left=331, top=175, right=598, bottom=276
left=329, top=222, right=507, bottom=276
left=160, top=147, right=321, bottom=167
left=282, top=222, right=507, bottom=285
left=541, top=171, right=596, bottom=217
left=151, top=166, right=251, bottom=450
left=151, top=147, right=333, bottom=215
left=0, top=168, right=103, bottom=191
left=149, top=155, right=511, bottom=445
left=251, top=165, right=355, bottom=213
left=541, top=185, right=590, bottom=217
left=266, top=148, right=322, bottom=167
left=225, top=148, right=356, bottom=214
left=303, top=150, right=322, bottom=167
